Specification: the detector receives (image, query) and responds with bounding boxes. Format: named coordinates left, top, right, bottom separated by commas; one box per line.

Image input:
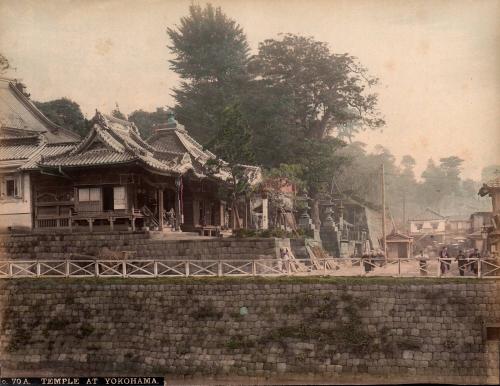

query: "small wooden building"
left=385, top=230, right=414, bottom=259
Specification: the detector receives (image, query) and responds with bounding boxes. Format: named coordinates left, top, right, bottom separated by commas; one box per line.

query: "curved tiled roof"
left=38, top=111, right=183, bottom=176
left=0, top=78, right=80, bottom=144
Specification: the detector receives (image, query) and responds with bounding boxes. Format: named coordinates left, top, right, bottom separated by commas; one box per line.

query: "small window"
left=78, top=187, right=101, bottom=202
left=6, top=179, right=16, bottom=197
left=113, top=186, right=126, bottom=210
left=3, top=176, right=19, bottom=198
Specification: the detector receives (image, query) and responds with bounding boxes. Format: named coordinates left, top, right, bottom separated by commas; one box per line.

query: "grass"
left=3, top=275, right=488, bottom=287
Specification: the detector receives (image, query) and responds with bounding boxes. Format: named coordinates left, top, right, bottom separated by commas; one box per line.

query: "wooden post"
left=175, top=177, right=182, bottom=231
left=381, top=163, right=387, bottom=259
left=158, top=189, right=164, bottom=231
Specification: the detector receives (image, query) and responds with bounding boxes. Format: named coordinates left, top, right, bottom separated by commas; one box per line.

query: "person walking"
left=456, top=249, right=467, bottom=276
left=439, top=246, right=451, bottom=275
left=469, top=248, right=480, bottom=275
left=418, top=250, right=428, bottom=276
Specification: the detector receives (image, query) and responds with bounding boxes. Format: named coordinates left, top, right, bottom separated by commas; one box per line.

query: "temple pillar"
left=175, top=177, right=182, bottom=231
left=158, top=189, right=164, bottom=231
left=262, top=195, right=269, bottom=230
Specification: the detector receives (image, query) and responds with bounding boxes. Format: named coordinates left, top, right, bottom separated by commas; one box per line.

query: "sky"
left=0, top=0, right=499, bottom=180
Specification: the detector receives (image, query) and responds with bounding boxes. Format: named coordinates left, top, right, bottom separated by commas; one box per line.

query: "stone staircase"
left=0, top=231, right=281, bottom=261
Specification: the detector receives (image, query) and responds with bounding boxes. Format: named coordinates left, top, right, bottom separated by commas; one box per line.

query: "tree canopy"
left=248, top=34, right=384, bottom=142
left=128, top=107, right=170, bottom=138
left=167, top=3, right=250, bottom=143
left=34, top=98, right=89, bottom=137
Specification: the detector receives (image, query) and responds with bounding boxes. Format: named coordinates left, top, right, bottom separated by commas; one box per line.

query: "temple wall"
left=0, top=233, right=283, bottom=260
left=0, top=279, right=498, bottom=384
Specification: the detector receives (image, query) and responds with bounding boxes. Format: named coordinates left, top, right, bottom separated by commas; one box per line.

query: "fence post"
left=122, top=261, right=126, bottom=278
left=95, top=261, right=99, bottom=277
left=478, top=258, right=482, bottom=278
left=218, top=261, right=222, bottom=277
left=185, top=261, right=190, bottom=277
left=36, top=261, right=41, bottom=277
left=65, top=260, right=69, bottom=278
left=154, top=261, right=158, bottom=278
left=252, top=260, right=256, bottom=276
left=437, top=259, right=441, bottom=278
left=398, top=259, right=401, bottom=277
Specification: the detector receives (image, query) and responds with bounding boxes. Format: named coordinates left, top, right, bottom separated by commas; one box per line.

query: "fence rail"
left=0, top=258, right=499, bottom=279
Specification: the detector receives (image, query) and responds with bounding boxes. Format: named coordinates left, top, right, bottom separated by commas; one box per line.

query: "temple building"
left=0, top=78, right=262, bottom=234
left=0, top=78, right=80, bottom=229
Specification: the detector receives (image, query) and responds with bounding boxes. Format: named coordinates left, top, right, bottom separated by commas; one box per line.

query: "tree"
left=128, top=107, right=170, bottom=138
left=167, top=3, right=250, bottom=143
left=34, top=98, right=89, bottom=137
left=0, top=53, right=11, bottom=74
left=205, top=104, right=254, bottom=228
left=481, top=165, right=500, bottom=182
left=249, top=34, right=384, bottom=142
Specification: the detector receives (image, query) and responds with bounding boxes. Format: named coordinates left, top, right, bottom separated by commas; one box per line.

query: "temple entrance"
left=102, top=186, right=114, bottom=211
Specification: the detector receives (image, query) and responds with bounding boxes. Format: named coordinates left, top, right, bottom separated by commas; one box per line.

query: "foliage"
left=481, top=164, right=500, bottom=183
left=34, top=98, right=90, bottom=136
left=0, top=53, right=11, bottom=74
left=248, top=33, right=384, bottom=142
left=167, top=3, right=250, bottom=143
left=128, top=107, right=170, bottom=138
left=205, top=104, right=255, bottom=216
left=111, top=104, right=127, bottom=120
left=335, top=143, right=490, bottom=229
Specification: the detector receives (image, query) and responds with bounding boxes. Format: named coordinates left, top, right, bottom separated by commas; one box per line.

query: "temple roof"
left=38, top=111, right=192, bottom=176
left=479, top=176, right=500, bottom=196
left=409, top=208, right=446, bottom=221
left=147, top=116, right=261, bottom=184
left=0, top=78, right=80, bottom=144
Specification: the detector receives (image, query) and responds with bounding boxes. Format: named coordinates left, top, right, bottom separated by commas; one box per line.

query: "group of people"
left=418, top=247, right=481, bottom=276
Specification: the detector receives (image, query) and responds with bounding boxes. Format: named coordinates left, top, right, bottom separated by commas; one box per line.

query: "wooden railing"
left=0, top=258, right=498, bottom=279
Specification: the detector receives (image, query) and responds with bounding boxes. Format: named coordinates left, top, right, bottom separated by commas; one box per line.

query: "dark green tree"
left=34, top=98, right=89, bottom=136
left=167, top=3, right=250, bottom=143
left=249, top=34, right=384, bottom=142
left=205, top=104, right=254, bottom=228
left=128, top=107, right=170, bottom=138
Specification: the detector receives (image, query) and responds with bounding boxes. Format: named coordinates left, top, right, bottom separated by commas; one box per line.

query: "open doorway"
left=102, top=187, right=114, bottom=211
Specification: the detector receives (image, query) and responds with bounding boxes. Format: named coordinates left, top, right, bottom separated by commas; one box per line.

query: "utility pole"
left=381, top=163, right=387, bottom=258
left=402, top=189, right=406, bottom=234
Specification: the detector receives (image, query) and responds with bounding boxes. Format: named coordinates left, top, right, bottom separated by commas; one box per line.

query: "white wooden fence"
left=0, top=258, right=499, bottom=278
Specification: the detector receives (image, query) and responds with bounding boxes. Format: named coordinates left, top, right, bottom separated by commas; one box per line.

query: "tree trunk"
left=232, top=199, right=241, bottom=229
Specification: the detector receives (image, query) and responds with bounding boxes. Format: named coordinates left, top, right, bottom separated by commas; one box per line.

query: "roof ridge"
left=7, top=81, right=80, bottom=142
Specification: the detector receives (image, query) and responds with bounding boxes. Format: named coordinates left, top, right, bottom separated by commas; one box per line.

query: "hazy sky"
left=1, top=0, right=499, bottom=180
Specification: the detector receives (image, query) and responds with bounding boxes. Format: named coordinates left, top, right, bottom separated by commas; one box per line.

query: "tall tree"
left=205, top=104, right=254, bottom=228
left=34, top=98, right=89, bottom=137
left=167, top=3, right=250, bottom=143
left=248, top=34, right=384, bottom=142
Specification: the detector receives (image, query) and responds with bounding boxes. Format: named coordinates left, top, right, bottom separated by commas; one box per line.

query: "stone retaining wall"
left=0, top=278, right=498, bottom=384
left=0, top=233, right=282, bottom=261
